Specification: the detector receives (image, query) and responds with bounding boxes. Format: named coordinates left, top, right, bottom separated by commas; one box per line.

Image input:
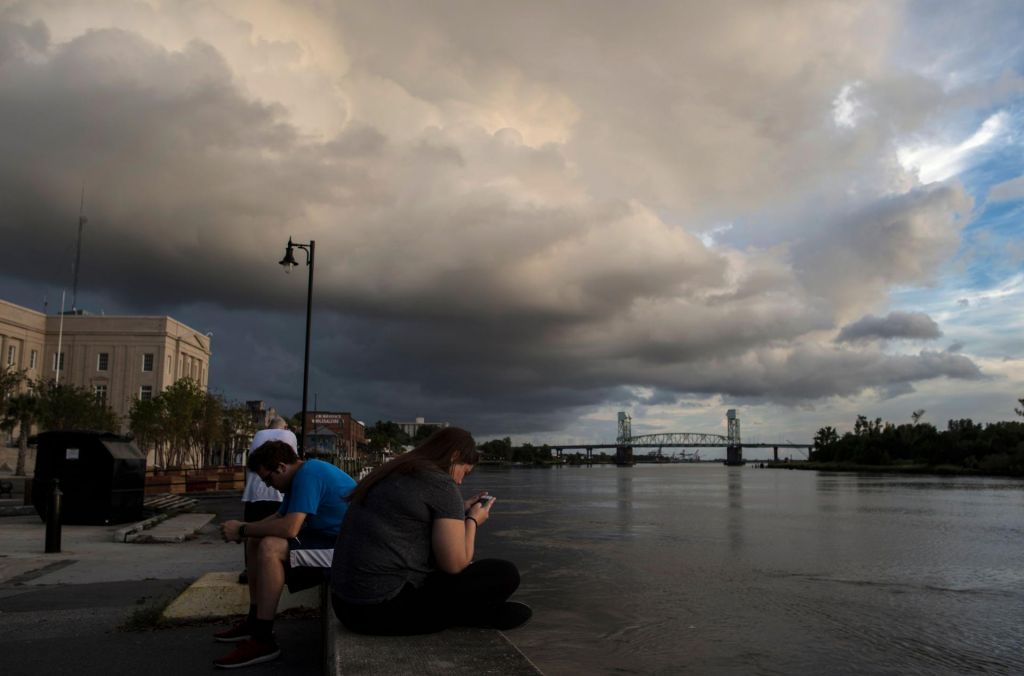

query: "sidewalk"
left=1, top=493, right=542, bottom=675
left=0, top=493, right=321, bottom=675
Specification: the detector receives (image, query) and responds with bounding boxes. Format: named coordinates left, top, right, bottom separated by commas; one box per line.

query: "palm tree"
left=3, top=392, right=40, bottom=476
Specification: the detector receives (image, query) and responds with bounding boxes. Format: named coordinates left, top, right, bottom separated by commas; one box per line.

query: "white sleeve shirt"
left=240, top=428, right=297, bottom=503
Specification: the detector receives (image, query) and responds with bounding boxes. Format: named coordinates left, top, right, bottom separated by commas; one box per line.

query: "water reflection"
left=726, top=467, right=743, bottom=551
left=466, top=465, right=1024, bottom=676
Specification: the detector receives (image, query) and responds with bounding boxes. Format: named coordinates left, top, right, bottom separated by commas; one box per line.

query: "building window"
left=30, top=350, right=37, bottom=369
left=94, top=384, right=108, bottom=404
left=6, top=345, right=15, bottom=366
left=97, top=352, right=109, bottom=371
left=167, top=355, right=172, bottom=373
left=140, top=385, right=153, bottom=401
left=52, top=352, right=65, bottom=371
left=142, top=353, right=154, bottom=372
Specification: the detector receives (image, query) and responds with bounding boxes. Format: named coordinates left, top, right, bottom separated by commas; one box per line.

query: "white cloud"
left=832, top=81, right=867, bottom=129
left=897, top=111, right=1010, bottom=183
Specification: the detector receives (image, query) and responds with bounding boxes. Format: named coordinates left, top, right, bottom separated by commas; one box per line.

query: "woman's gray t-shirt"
left=331, top=469, right=465, bottom=604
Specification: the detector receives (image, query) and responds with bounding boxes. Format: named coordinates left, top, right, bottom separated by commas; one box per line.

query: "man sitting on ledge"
left=215, top=440, right=356, bottom=669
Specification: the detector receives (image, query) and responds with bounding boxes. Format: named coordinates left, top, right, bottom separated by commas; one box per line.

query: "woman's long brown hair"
left=347, top=427, right=479, bottom=505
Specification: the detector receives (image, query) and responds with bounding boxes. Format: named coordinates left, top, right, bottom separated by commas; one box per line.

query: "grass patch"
left=118, top=580, right=190, bottom=632
left=120, top=601, right=169, bottom=632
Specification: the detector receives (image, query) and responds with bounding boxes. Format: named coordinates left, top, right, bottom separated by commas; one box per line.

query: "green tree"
left=130, top=396, right=167, bottom=466
left=479, top=437, right=513, bottom=462
left=812, top=426, right=839, bottom=460
left=413, top=424, right=441, bottom=444
left=220, top=401, right=257, bottom=466
left=366, top=420, right=411, bottom=454
left=198, top=391, right=226, bottom=466
left=1015, top=398, right=1023, bottom=418
left=34, top=380, right=120, bottom=432
left=158, top=378, right=207, bottom=467
left=130, top=382, right=257, bottom=468
left=0, top=365, right=25, bottom=410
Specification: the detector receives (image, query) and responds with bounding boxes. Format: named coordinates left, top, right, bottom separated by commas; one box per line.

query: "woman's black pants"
left=332, top=558, right=520, bottom=635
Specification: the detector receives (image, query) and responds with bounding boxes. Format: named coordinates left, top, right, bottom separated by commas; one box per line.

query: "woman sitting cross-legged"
left=330, top=427, right=530, bottom=634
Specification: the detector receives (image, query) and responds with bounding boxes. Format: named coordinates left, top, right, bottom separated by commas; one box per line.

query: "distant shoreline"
left=476, top=458, right=1024, bottom=478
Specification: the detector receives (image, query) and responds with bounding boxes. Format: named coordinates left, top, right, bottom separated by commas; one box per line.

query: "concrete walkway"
left=328, top=624, right=542, bottom=675
left=1, top=493, right=541, bottom=675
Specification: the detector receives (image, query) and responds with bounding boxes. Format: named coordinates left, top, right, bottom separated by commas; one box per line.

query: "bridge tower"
left=615, top=412, right=634, bottom=467
left=616, top=412, right=632, bottom=443
left=724, top=409, right=744, bottom=466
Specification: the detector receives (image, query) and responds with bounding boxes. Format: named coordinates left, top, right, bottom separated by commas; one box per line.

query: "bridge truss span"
left=627, top=432, right=729, bottom=446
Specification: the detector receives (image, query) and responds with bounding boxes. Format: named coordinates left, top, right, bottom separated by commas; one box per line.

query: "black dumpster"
left=32, top=431, right=146, bottom=525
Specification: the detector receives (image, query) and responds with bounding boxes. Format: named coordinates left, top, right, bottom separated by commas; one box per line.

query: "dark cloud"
left=836, top=311, right=943, bottom=343
left=0, top=4, right=1007, bottom=440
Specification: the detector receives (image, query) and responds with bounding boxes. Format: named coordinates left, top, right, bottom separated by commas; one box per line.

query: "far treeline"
left=810, top=399, right=1024, bottom=475
left=365, top=422, right=557, bottom=464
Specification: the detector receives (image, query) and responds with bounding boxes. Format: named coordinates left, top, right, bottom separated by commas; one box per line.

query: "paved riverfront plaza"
left=0, top=492, right=322, bottom=675
left=0, top=488, right=540, bottom=675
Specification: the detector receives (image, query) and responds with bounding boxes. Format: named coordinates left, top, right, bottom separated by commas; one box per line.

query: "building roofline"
left=0, top=298, right=46, bottom=318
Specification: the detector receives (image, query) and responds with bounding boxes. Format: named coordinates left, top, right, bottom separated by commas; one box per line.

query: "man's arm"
left=221, top=512, right=308, bottom=542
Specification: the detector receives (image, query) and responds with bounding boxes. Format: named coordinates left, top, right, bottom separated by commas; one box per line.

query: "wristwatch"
left=239, top=524, right=247, bottom=539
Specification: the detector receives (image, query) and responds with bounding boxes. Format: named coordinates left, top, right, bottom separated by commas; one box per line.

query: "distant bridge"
left=550, top=410, right=812, bottom=466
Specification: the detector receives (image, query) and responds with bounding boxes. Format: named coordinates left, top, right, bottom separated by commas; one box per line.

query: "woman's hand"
left=466, top=496, right=495, bottom=527
left=463, top=491, right=489, bottom=512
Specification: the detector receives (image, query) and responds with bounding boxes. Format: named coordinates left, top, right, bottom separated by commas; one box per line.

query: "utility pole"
left=71, top=185, right=87, bottom=312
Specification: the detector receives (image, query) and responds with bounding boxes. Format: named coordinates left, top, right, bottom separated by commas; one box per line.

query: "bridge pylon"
left=724, top=409, right=744, bottom=466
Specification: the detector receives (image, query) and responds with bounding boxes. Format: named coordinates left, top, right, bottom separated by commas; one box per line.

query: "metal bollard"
left=45, top=478, right=62, bottom=553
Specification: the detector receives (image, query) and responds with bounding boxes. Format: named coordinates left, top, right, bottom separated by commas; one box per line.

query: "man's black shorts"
left=285, top=530, right=336, bottom=593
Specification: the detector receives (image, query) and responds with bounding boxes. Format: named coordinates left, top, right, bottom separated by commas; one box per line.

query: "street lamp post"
left=279, top=237, right=316, bottom=457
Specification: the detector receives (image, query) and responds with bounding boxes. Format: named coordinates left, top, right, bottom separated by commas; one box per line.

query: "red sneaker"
left=213, top=638, right=281, bottom=669
left=213, top=620, right=251, bottom=643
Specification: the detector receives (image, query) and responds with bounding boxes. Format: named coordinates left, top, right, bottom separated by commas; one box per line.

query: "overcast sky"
left=1, top=1, right=1022, bottom=451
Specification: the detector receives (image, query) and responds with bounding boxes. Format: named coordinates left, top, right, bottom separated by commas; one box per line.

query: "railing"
left=627, top=432, right=730, bottom=445
left=145, top=467, right=245, bottom=494
left=144, top=454, right=375, bottom=495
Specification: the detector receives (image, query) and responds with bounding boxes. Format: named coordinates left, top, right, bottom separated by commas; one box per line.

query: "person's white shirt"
left=240, top=428, right=297, bottom=503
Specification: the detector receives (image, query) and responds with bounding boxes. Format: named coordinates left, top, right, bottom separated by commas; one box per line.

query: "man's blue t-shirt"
left=279, top=459, right=356, bottom=537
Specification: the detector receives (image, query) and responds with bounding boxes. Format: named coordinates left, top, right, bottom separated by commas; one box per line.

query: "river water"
left=463, top=464, right=1024, bottom=675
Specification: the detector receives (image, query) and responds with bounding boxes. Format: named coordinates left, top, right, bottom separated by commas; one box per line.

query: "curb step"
left=115, top=512, right=216, bottom=543
left=144, top=494, right=200, bottom=513
left=112, top=494, right=202, bottom=542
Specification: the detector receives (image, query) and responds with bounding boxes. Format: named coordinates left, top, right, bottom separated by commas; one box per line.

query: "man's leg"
left=213, top=536, right=287, bottom=668
left=212, top=536, right=265, bottom=643
left=245, top=536, right=261, bottom=599
left=253, top=536, right=289, bottom=621
left=240, top=501, right=280, bottom=583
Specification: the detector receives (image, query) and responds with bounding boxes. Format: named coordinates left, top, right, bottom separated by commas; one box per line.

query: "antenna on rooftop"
left=71, top=184, right=88, bottom=313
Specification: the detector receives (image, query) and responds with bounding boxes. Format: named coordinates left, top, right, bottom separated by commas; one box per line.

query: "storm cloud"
left=836, top=312, right=944, bottom=343
left=2, top=1, right=1020, bottom=440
